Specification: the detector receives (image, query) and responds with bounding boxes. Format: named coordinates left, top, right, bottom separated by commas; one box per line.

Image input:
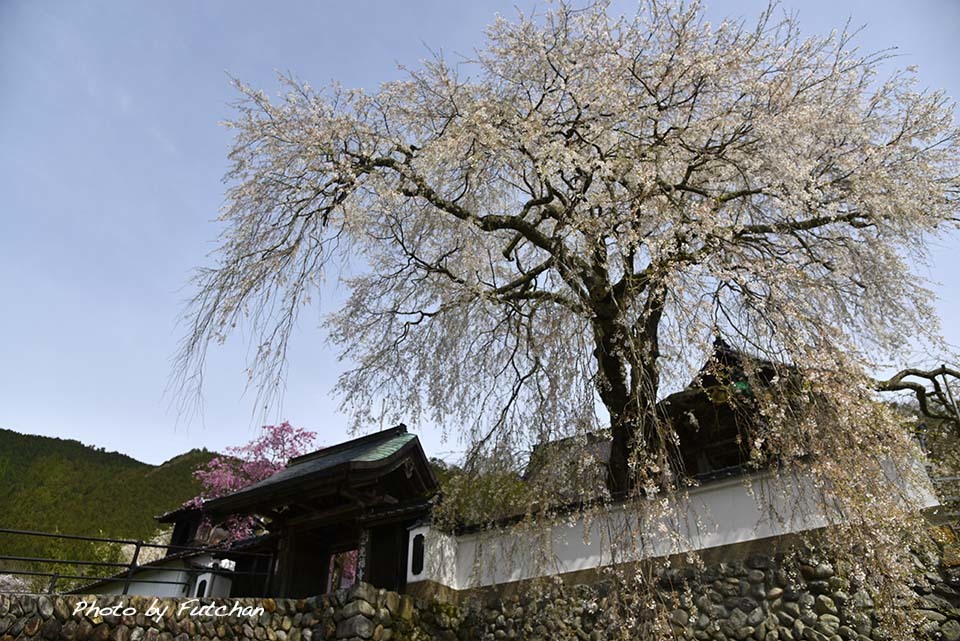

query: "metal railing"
left=0, top=528, right=275, bottom=596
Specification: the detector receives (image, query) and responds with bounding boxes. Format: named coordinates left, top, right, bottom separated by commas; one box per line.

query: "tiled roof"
left=239, top=428, right=416, bottom=493
left=200, top=425, right=432, bottom=513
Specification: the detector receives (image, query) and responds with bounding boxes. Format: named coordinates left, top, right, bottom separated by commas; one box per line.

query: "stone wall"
left=0, top=585, right=417, bottom=641
left=1, top=556, right=958, bottom=641
left=439, top=558, right=960, bottom=641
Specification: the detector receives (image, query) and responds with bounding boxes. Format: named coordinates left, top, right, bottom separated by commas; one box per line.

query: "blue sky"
left=1, top=0, right=957, bottom=465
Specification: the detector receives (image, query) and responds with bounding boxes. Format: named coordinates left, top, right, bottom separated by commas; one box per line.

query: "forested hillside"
left=0, top=428, right=214, bottom=563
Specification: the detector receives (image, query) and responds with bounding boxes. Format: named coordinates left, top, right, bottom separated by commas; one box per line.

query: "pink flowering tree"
left=185, top=422, right=358, bottom=586
left=185, top=421, right=317, bottom=540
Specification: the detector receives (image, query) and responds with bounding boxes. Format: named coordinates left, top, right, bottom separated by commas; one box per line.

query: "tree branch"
left=876, top=365, right=960, bottom=435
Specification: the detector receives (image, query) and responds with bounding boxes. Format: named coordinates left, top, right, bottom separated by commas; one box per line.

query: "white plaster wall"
left=90, top=566, right=190, bottom=597
left=192, top=570, right=232, bottom=598
left=88, top=555, right=228, bottom=597
left=408, top=463, right=939, bottom=591
left=407, top=525, right=459, bottom=588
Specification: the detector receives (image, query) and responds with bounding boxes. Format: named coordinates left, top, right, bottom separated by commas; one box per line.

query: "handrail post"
left=46, top=573, right=59, bottom=594
left=122, top=541, right=142, bottom=595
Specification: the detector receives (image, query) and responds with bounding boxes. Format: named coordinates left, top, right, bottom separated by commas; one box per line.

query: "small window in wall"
left=326, top=549, right=359, bottom=593
left=196, top=579, right=207, bottom=598
left=411, top=534, right=425, bottom=576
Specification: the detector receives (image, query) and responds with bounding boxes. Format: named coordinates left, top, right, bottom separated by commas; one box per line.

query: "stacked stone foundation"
left=0, top=556, right=957, bottom=641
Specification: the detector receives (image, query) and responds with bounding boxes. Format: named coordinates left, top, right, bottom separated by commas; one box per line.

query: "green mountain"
left=0, top=428, right=215, bottom=566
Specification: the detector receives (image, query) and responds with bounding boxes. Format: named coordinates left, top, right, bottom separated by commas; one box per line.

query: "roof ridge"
left=287, top=423, right=408, bottom=466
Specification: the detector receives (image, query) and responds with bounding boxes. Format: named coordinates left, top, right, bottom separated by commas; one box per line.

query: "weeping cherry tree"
left=176, top=3, right=959, bottom=630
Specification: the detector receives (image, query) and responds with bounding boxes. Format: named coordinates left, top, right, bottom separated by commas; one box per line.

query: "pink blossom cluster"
left=183, top=422, right=318, bottom=537
left=186, top=423, right=359, bottom=581
left=193, top=421, right=317, bottom=500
